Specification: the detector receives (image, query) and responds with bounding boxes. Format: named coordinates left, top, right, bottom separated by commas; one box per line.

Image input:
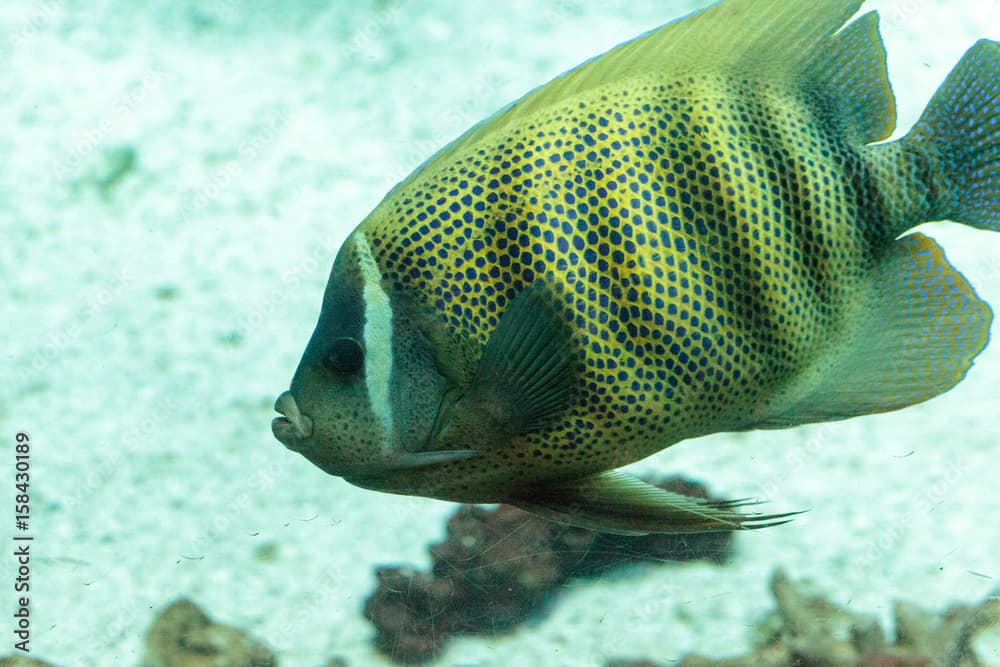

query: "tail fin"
left=909, top=39, right=1000, bottom=230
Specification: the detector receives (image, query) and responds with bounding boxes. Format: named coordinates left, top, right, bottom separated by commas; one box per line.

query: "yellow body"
left=274, top=0, right=1000, bottom=533
left=354, top=1, right=987, bottom=499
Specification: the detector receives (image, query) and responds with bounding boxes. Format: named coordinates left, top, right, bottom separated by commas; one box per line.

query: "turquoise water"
left=3, top=1, right=998, bottom=665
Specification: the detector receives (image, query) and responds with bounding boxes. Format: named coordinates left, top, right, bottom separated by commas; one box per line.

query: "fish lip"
left=272, top=390, right=314, bottom=448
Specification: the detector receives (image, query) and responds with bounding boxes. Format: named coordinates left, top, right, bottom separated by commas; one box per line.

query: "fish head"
left=272, top=231, right=462, bottom=488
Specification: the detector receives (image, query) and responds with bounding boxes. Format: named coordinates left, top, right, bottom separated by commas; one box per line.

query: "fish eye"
left=325, top=337, right=365, bottom=374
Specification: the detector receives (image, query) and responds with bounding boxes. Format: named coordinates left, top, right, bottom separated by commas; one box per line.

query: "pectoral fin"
left=429, top=280, right=579, bottom=450
left=508, top=471, right=801, bottom=535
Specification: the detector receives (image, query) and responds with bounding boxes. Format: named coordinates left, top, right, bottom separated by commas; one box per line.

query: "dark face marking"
left=274, top=231, right=456, bottom=482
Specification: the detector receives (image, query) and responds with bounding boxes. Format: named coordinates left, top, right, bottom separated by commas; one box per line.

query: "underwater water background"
left=3, top=0, right=999, bottom=665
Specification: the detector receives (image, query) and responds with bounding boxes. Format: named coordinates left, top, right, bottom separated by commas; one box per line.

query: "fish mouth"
left=270, top=389, right=477, bottom=480
left=271, top=390, right=314, bottom=449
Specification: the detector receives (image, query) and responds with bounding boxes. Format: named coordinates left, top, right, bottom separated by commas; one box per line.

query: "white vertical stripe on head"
left=354, top=231, right=395, bottom=455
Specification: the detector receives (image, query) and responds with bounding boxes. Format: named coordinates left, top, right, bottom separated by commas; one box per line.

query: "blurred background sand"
left=3, top=1, right=998, bottom=665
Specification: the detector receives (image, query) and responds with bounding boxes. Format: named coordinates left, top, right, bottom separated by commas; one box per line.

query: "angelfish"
left=272, top=0, right=1000, bottom=534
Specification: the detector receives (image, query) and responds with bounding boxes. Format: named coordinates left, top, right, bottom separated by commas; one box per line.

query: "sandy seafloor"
left=3, top=0, right=1000, bottom=665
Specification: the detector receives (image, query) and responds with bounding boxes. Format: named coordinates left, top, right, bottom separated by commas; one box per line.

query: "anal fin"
left=760, top=232, right=992, bottom=427
left=508, top=471, right=799, bottom=535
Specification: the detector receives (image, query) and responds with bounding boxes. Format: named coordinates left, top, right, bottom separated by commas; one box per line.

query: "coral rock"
left=639, top=569, right=1000, bottom=667
left=0, top=657, right=62, bottom=667
left=364, top=476, right=735, bottom=663
left=142, top=598, right=277, bottom=667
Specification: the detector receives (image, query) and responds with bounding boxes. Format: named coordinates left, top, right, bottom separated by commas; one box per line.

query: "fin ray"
left=427, top=280, right=579, bottom=450
left=472, top=280, right=578, bottom=432
left=510, top=471, right=800, bottom=535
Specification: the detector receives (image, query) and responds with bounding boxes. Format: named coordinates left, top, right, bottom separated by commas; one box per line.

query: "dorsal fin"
left=802, top=11, right=896, bottom=144
left=389, top=0, right=874, bottom=187
left=529, top=0, right=866, bottom=89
